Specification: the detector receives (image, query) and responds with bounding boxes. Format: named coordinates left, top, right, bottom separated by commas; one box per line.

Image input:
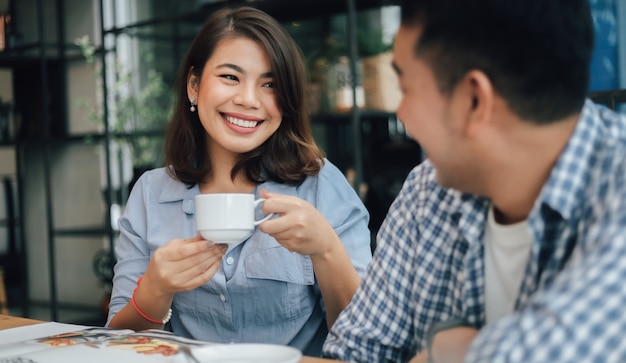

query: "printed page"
left=0, top=322, right=90, bottom=345
left=0, top=325, right=132, bottom=359
left=0, top=326, right=219, bottom=363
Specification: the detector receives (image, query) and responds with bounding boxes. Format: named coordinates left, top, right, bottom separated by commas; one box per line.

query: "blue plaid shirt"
left=323, top=99, right=626, bottom=362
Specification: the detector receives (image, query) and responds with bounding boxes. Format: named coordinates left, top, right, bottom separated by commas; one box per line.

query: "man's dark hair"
left=400, top=0, right=594, bottom=124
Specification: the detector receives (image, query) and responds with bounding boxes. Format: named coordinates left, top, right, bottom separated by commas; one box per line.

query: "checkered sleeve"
left=323, top=162, right=441, bottom=362
left=466, top=171, right=626, bottom=363
left=324, top=161, right=468, bottom=362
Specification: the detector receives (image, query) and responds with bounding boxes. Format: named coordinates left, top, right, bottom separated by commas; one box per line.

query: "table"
left=0, top=314, right=336, bottom=362
left=0, top=314, right=42, bottom=329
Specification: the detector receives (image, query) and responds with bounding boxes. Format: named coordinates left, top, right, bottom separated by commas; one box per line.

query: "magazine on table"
left=0, top=322, right=216, bottom=363
left=0, top=322, right=303, bottom=363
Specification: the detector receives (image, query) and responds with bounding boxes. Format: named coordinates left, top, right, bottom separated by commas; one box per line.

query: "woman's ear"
left=187, top=67, right=199, bottom=100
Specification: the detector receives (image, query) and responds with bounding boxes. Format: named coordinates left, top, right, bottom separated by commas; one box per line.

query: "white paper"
left=0, top=322, right=90, bottom=345
left=0, top=323, right=215, bottom=363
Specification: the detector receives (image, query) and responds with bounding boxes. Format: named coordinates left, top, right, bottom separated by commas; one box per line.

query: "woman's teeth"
left=226, top=116, right=259, bottom=128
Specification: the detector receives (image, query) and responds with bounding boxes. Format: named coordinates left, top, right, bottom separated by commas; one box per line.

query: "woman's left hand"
left=258, top=189, right=363, bottom=328
left=257, top=189, right=338, bottom=257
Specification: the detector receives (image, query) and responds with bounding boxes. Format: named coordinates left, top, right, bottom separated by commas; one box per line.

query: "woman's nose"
left=233, top=84, right=261, bottom=109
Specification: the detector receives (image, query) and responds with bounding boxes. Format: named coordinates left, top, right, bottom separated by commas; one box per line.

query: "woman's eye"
left=262, top=81, right=274, bottom=89
left=220, top=74, right=238, bottom=81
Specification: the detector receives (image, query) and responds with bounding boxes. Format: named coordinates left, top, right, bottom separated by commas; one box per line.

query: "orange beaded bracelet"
left=131, top=276, right=172, bottom=324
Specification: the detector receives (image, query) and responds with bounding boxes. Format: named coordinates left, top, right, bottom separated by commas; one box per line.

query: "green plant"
left=357, top=27, right=392, bottom=57
left=74, top=35, right=173, bottom=168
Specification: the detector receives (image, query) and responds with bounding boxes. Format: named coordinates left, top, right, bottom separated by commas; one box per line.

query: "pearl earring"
left=189, top=97, right=196, bottom=112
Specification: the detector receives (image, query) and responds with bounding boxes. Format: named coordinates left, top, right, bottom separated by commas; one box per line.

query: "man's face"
left=392, top=25, right=473, bottom=190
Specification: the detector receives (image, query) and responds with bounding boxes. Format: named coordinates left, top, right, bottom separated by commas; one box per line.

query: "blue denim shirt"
left=107, top=160, right=372, bottom=356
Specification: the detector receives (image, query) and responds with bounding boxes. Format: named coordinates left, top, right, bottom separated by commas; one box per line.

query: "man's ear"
left=187, top=67, right=199, bottom=100
left=459, top=70, right=494, bottom=138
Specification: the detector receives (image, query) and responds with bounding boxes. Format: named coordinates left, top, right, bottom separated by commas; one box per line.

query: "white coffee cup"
left=195, top=193, right=273, bottom=244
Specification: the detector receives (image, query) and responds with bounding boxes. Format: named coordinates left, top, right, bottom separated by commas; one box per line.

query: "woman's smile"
left=222, top=113, right=264, bottom=134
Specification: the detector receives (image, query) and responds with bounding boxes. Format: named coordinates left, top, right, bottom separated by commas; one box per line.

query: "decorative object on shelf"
left=0, top=10, right=14, bottom=52
left=334, top=56, right=365, bottom=113
left=0, top=13, right=6, bottom=52
left=357, top=23, right=401, bottom=112
left=362, top=51, right=401, bottom=112
left=307, top=33, right=345, bottom=114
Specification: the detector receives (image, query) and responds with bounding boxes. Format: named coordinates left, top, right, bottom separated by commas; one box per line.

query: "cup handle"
left=253, top=198, right=274, bottom=225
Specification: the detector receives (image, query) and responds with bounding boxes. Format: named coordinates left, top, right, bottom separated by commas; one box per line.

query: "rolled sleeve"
left=106, top=173, right=152, bottom=325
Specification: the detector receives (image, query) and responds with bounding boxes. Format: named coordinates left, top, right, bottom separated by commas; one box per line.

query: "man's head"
left=398, top=0, right=594, bottom=124
left=393, top=0, right=594, bottom=193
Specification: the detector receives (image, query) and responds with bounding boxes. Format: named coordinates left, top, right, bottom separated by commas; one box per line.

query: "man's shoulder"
left=384, top=161, right=481, bottom=232
left=580, top=101, right=626, bottom=195
left=403, top=160, right=438, bottom=192
left=401, top=161, right=467, bottom=205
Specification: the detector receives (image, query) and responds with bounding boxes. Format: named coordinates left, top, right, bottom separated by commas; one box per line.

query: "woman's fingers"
left=200, top=256, right=224, bottom=281
left=259, top=191, right=311, bottom=235
left=166, top=234, right=219, bottom=261
left=177, top=252, right=225, bottom=291
left=179, top=241, right=226, bottom=272
left=150, top=237, right=227, bottom=292
left=258, top=190, right=335, bottom=256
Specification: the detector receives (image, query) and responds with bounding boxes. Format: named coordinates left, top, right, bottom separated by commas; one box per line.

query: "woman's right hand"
left=141, top=234, right=227, bottom=297
left=108, top=234, right=226, bottom=330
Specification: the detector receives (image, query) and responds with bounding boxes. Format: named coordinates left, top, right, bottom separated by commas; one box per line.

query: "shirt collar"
left=157, top=174, right=199, bottom=215
left=535, top=99, right=603, bottom=221
left=452, top=99, right=601, bottom=239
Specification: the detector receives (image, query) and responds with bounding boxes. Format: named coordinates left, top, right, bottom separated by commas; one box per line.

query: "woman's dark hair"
left=165, top=6, right=324, bottom=186
left=400, top=0, right=594, bottom=124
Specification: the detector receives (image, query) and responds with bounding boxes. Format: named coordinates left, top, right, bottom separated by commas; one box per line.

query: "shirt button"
left=220, top=294, right=226, bottom=302
left=226, top=256, right=235, bottom=265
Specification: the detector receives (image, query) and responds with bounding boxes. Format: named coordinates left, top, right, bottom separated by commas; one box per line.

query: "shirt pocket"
left=245, top=246, right=316, bottom=326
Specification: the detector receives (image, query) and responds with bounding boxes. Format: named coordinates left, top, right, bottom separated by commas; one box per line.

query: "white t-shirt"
left=483, top=206, right=533, bottom=324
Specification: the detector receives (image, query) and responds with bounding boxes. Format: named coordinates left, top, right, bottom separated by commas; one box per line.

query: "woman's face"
left=188, top=36, right=282, bottom=162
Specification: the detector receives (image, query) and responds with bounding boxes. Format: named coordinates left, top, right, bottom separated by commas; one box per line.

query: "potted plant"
left=358, top=27, right=401, bottom=112
left=74, top=35, right=173, bottom=180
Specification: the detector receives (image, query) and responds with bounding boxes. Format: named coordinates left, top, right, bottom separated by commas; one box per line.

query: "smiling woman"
left=105, top=6, right=372, bottom=358
left=167, top=6, right=322, bottom=187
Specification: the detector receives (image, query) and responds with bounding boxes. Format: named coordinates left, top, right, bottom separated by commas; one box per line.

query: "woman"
left=106, top=6, right=372, bottom=356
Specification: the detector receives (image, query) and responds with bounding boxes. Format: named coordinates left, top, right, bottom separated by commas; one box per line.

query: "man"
left=323, top=0, right=626, bottom=362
